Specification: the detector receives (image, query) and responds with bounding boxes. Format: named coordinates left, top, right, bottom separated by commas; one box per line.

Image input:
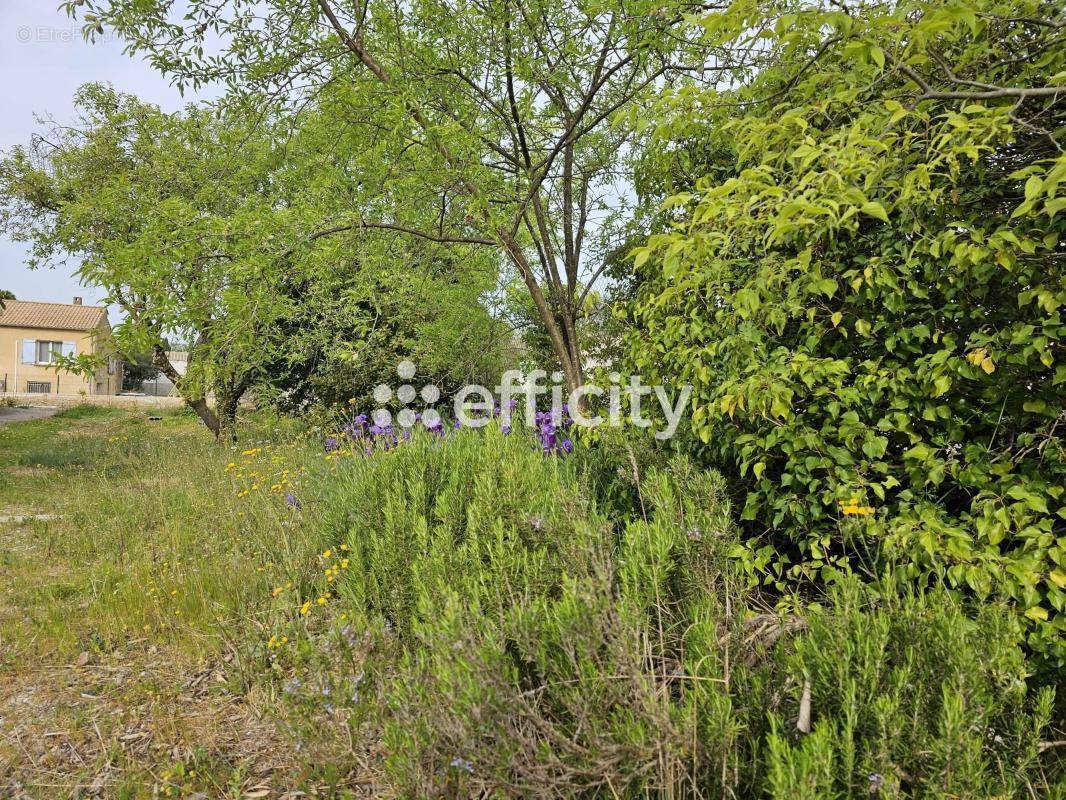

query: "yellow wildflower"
left=299, top=600, right=312, bottom=616
left=841, top=504, right=875, bottom=516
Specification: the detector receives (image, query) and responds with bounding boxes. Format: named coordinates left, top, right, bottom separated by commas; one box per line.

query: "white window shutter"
left=21, top=340, right=36, bottom=364
left=62, top=342, right=76, bottom=357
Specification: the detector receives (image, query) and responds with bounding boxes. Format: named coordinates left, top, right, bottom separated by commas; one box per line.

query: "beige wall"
left=0, top=320, right=123, bottom=396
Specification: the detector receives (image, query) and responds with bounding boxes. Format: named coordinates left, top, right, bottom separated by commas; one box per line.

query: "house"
left=0, top=297, right=123, bottom=396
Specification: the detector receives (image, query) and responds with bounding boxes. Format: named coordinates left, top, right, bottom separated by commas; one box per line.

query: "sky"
left=0, top=4, right=193, bottom=309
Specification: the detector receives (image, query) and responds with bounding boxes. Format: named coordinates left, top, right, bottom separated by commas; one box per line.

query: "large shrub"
left=629, top=0, right=1065, bottom=662
left=277, top=430, right=1062, bottom=796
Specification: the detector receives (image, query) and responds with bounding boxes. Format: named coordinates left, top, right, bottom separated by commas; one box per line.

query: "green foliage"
left=769, top=582, right=1056, bottom=799
left=266, top=250, right=510, bottom=414
left=0, top=84, right=512, bottom=435
left=629, top=0, right=1066, bottom=662
left=62, top=0, right=728, bottom=391
left=282, top=432, right=1062, bottom=797
left=0, top=84, right=292, bottom=437
left=3, top=407, right=1061, bottom=795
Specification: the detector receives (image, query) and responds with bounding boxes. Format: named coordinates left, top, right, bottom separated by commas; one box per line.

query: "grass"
left=0, top=406, right=332, bottom=797
left=0, top=407, right=1062, bottom=798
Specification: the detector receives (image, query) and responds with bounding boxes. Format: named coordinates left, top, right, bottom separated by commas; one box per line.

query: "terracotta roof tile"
left=0, top=300, right=108, bottom=332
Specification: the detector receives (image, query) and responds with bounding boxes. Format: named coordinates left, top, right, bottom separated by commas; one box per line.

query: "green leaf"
left=860, top=201, right=889, bottom=222
left=1024, top=175, right=1043, bottom=202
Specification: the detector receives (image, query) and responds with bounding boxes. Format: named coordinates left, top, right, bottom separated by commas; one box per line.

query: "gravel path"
left=0, top=406, right=59, bottom=425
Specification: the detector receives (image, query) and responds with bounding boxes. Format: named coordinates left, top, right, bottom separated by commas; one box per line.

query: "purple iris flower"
left=284, top=492, right=301, bottom=508
left=324, top=436, right=340, bottom=452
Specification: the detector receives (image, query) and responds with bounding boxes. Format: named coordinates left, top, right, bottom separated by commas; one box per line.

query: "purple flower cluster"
left=330, top=411, right=447, bottom=454
left=323, top=400, right=574, bottom=457
left=534, top=404, right=574, bottom=455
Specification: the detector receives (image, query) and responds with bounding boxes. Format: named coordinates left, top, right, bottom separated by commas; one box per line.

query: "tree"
left=263, top=237, right=511, bottom=412
left=630, top=0, right=1065, bottom=660
left=0, top=290, right=13, bottom=310
left=121, top=350, right=161, bottom=391
left=0, top=85, right=292, bottom=440
left=63, top=0, right=724, bottom=396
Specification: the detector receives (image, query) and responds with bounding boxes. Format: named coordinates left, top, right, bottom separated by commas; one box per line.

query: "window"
left=26, top=381, right=52, bottom=394
left=36, top=341, right=63, bottom=364
left=20, top=340, right=75, bottom=365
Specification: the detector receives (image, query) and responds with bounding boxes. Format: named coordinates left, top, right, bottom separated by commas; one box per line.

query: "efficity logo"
left=372, top=360, right=691, bottom=440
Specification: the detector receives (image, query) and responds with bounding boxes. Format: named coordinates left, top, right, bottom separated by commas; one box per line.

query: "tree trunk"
left=215, top=385, right=241, bottom=444
left=151, top=345, right=221, bottom=438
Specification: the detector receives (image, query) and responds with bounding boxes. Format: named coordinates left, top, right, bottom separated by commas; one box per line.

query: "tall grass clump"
left=293, top=428, right=1063, bottom=797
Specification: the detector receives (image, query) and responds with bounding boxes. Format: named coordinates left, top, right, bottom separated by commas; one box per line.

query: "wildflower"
left=316, top=596, right=327, bottom=605
left=272, top=586, right=285, bottom=597
left=450, top=757, right=474, bottom=774
left=322, top=549, right=332, bottom=558
left=284, top=492, right=301, bottom=509
left=339, top=543, right=349, bottom=551
left=324, top=437, right=340, bottom=452
left=840, top=497, right=875, bottom=516
left=299, top=600, right=312, bottom=616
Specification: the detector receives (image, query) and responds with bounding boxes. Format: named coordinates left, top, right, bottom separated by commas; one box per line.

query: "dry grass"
left=0, top=407, right=361, bottom=798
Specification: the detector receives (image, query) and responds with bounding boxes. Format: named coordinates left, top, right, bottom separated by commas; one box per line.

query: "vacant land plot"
left=1, top=408, right=1062, bottom=800
left=0, top=407, right=346, bottom=798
